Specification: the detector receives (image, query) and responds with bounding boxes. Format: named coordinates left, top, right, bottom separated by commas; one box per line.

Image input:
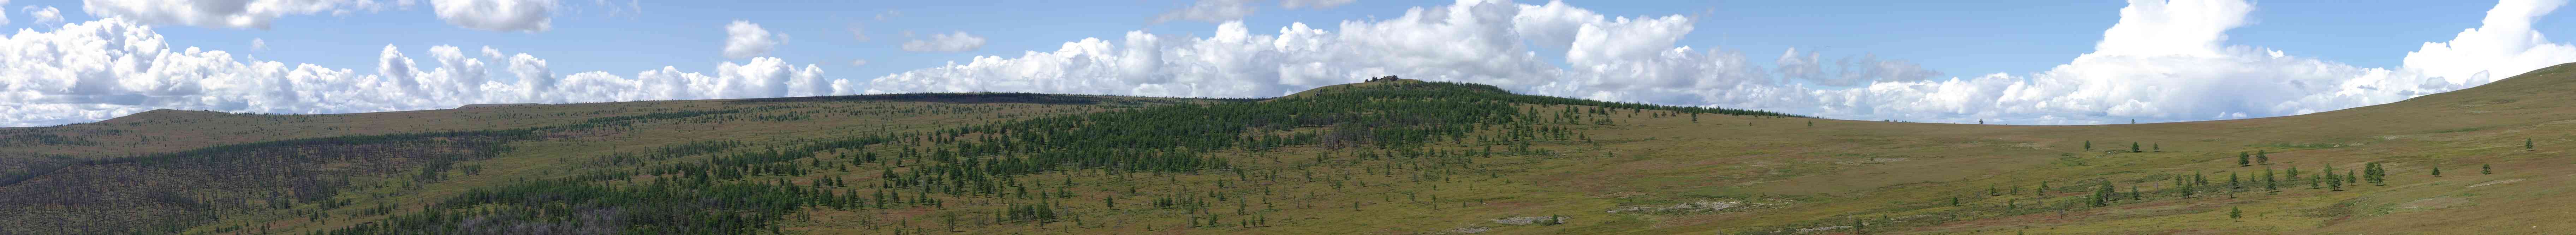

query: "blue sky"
left=1, top=0, right=2571, bottom=126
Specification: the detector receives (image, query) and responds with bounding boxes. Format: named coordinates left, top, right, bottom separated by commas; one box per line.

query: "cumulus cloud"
left=1156, top=0, right=1257, bottom=23
left=430, top=0, right=555, bottom=32
left=21, top=5, right=59, bottom=26
left=722, top=20, right=786, bottom=59
left=867, top=0, right=2576, bottom=125
left=78, top=0, right=397, bottom=29
left=0, top=18, right=841, bottom=127
left=1282, top=0, right=1357, bottom=9
left=900, top=31, right=984, bottom=52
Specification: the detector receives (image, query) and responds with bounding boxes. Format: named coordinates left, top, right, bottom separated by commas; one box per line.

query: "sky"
left=0, top=0, right=2570, bottom=127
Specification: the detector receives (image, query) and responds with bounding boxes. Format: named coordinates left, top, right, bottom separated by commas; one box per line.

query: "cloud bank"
left=866, top=0, right=2576, bottom=125
left=0, top=18, right=837, bottom=127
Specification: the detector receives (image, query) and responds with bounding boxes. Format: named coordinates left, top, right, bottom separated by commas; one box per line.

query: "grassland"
left=2, top=63, right=2573, bottom=234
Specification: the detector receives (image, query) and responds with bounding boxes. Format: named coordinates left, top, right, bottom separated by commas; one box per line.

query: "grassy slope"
left=3, top=64, right=2572, bottom=234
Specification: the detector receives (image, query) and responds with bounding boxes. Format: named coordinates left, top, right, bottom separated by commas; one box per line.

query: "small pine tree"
left=2431, top=165, right=2442, bottom=177
left=2153, top=143, right=2161, bottom=152
left=2326, top=170, right=2343, bottom=191
left=2482, top=164, right=2493, bottom=175
left=2229, top=206, right=2244, bottom=222
left=1807, top=121, right=1814, bottom=127
left=2255, top=150, right=2269, bottom=164
left=2132, top=142, right=2142, bottom=153
left=2237, top=152, right=2251, bottom=167
left=2085, top=141, right=2093, bottom=150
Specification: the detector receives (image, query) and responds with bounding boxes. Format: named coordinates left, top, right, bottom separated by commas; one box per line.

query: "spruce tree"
left=2326, top=170, right=2343, bottom=191
left=2229, top=206, right=2244, bottom=222
left=2132, top=142, right=2142, bottom=153
left=2255, top=150, right=2269, bottom=165
left=2085, top=141, right=2093, bottom=150
left=2482, top=164, right=2492, bottom=175
left=2237, top=152, right=2251, bottom=167
left=2263, top=168, right=2279, bottom=193
left=2431, top=165, right=2442, bottom=177
left=2092, top=181, right=2114, bottom=207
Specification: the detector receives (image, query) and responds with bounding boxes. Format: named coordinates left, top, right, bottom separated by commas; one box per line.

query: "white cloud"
left=0, top=18, right=843, bottom=127
left=251, top=37, right=266, bottom=50
left=850, top=59, right=868, bottom=66
left=430, top=0, right=555, bottom=32
left=722, top=20, right=786, bottom=59
left=78, top=0, right=397, bottom=29
left=480, top=46, right=502, bottom=58
left=1156, top=0, right=1256, bottom=23
left=1, top=0, right=12, bottom=25
left=21, top=5, right=59, bottom=26
left=1282, top=0, right=1356, bottom=9
left=900, top=31, right=984, bottom=52
left=866, top=0, right=2576, bottom=125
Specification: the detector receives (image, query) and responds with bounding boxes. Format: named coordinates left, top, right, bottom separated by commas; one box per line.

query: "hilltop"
left=0, top=63, right=2572, bottom=234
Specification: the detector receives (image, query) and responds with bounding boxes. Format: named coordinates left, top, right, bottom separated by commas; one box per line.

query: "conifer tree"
left=2132, top=142, right=2142, bottom=153
left=2528, top=139, right=2536, bottom=151
left=2327, top=170, right=2343, bottom=191
left=2237, top=152, right=2251, bottom=167
left=2482, top=164, right=2492, bottom=175
left=2085, top=141, right=2093, bottom=150
left=2263, top=168, right=2278, bottom=193
left=2255, top=150, right=2269, bottom=164
left=2431, top=165, right=2442, bottom=177
left=2092, top=181, right=2114, bottom=207
left=2229, top=207, right=2243, bottom=222
left=2286, top=166, right=2300, bottom=180
left=2153, top=144, right=2161, bottom=152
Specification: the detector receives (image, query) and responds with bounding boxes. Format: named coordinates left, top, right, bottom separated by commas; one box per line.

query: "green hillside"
left=4, top=64, right=2575, bottom=234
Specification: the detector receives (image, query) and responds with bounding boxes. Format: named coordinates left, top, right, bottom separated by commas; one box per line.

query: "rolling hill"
left=2, top=63, right=2573, bottom=234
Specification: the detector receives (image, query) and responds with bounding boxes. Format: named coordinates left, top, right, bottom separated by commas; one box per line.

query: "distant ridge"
left=457, top=103, right=547, bottom=109
left=93, top=109, right=229, bottom=125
